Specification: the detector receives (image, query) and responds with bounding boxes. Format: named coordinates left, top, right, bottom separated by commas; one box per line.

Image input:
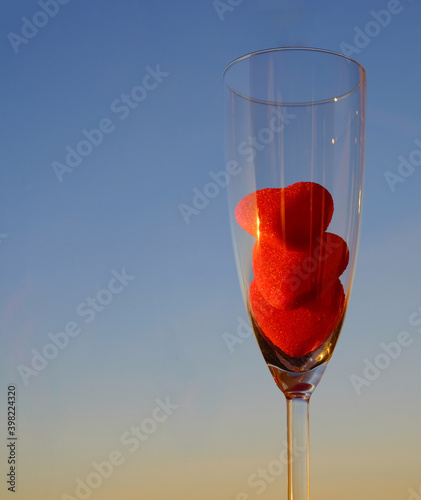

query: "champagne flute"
left=224, top=48, right=366, bottom=499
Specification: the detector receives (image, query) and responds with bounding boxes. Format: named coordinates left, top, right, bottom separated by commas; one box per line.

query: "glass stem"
left=287, top=397, right=310, bottom=500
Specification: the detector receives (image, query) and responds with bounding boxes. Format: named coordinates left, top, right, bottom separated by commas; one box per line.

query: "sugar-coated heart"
left=253, top=232, right=349, bottom=309
left=234, top=188, right=280, bottom=239
left=234, top=182, right=334, bottom=247
left=249, top=279, right=345, bottom=358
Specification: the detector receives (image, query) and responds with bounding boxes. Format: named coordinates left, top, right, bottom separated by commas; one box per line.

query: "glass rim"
left=223, top=46, right=367, bottom=106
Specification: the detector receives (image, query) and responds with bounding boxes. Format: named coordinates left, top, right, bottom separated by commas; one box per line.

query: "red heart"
left=253, top=232, right=349, bottom=309
left=249, top=279, right=345, bottom=358
left=234, top=182, right=334, bottom=247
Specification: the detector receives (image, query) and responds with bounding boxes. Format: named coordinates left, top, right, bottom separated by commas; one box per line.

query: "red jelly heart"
left=235, top=182, right=334, bottom=247
left=249, top=279, right=345, bottom=358
left=253, top=232, right=349, bottom=309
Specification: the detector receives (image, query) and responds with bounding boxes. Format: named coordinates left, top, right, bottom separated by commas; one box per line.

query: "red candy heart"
left=253, top=232, right=349, bottom=309
left=249, top=279, right=345, bottom=358
left=235, top=182, right=334, bottom=247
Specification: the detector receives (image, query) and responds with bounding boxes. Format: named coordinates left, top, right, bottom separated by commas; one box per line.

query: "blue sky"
left=1, top=1, right=421, bottom=499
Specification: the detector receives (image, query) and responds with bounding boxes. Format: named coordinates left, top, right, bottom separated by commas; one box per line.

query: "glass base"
left=251, top=311, right=343, bottom=373
left=269, top=363, right=328, bottom=400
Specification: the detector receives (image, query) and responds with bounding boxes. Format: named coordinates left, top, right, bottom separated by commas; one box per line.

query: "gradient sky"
left=1, top=1, right=421, bottom=499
